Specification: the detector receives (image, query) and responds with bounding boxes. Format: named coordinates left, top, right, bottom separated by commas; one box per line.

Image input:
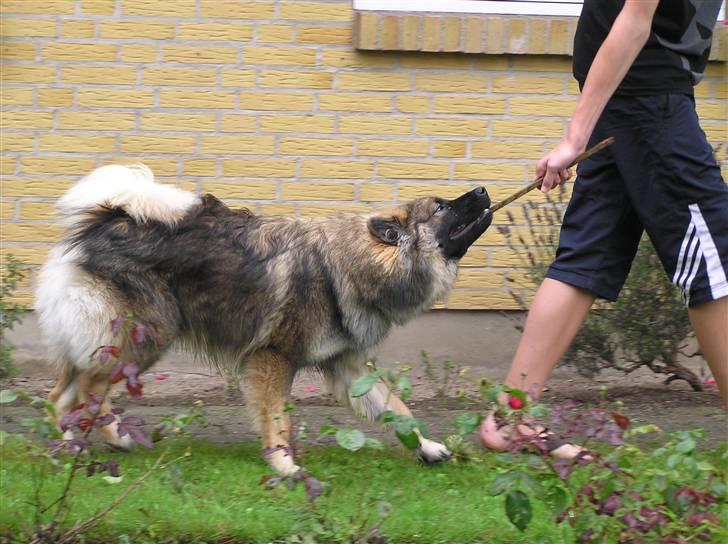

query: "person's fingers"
left=541, top=165, right=560, bottom=192
left=535, top=155, right=549, bottom=180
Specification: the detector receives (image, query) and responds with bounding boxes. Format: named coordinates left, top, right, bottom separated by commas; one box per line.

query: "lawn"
left=0, top=439, right=574, bottom=543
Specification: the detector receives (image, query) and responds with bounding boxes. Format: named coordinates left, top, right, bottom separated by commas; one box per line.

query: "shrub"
left=0, top=255, right=28, bottom=379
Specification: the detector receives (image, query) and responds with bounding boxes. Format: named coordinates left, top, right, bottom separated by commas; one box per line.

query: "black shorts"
left=546, top=93, right=728, bottom=307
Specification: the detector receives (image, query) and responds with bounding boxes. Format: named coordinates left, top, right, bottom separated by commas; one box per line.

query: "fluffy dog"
left=36, top=165, right=492, bottom=474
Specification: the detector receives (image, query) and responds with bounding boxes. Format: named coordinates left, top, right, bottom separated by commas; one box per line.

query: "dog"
left=36, top=165, right=492, bottom=475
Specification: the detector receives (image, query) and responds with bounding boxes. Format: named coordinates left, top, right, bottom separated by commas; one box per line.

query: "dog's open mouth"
left=449, top=209, right=490, bottom=241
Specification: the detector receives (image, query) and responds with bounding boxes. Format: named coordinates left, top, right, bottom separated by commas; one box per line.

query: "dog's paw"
left=267, top=449, right=302, bottom=476
left=416, top=438, right=452, bottom=464
left=101, top=419, right=135, bottom=452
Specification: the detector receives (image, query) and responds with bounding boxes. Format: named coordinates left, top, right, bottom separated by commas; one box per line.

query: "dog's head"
left=367, top=187, right=492, bottom=260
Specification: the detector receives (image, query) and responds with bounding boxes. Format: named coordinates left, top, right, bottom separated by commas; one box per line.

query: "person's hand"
left=535, top=139, right=582, bottom=192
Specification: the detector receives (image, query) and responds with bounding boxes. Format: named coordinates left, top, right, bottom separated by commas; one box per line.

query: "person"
left=480, top=0, right=728, bottom=459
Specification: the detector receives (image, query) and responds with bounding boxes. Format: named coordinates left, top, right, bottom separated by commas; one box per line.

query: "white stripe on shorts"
left=688, top=203, right=728, bottom=300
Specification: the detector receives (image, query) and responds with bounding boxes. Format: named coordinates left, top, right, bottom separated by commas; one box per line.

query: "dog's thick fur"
left=36, top=165, right=492, bottom=474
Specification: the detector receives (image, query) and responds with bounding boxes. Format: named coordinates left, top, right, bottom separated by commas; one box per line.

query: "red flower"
left=78, top=418, right=93, bottom=432
left=508, top=396, right=524, bottom=409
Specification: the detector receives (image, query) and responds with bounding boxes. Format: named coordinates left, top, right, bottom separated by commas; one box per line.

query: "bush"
left=0, top=255, right=28, bottom=379
left=500, top=191, right=702, bottom=390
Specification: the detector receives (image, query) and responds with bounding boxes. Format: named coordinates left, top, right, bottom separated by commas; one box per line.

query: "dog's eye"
left=434, top=203, right=446, bottom=214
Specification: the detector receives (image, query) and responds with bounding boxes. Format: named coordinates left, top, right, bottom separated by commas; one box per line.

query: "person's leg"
left=504, top=278, right=595, bottom=396
left=689, top=296, right=728, bottom=409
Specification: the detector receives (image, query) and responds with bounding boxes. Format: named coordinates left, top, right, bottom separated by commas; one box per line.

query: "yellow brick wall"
left=1, top=0, right=726, bottom=308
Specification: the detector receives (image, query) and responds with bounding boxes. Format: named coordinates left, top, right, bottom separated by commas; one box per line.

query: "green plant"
left=0, top=255, right=28, bottom=379
left=500, top=192, right=702, bottom=390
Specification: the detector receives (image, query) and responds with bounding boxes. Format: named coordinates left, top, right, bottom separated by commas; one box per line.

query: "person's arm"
left=538, top=0, right=660, bottom=192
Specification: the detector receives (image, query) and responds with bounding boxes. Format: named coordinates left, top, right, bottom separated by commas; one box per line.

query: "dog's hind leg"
left=324, top=355, right=451, bottom=464
left=243, top=350, right=299, bottom=475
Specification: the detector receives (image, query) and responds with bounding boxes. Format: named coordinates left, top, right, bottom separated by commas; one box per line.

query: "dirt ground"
left=2, top=352, right=726, bottom=450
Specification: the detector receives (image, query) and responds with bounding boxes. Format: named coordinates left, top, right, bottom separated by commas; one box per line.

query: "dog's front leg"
left=244, top=350, right=299, bottom=476
left=325, top=363, right=451, bottom=463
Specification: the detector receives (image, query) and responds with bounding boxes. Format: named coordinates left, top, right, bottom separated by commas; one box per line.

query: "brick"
left=400, top=15, right=420, bottom=50
left=339, top=116, right=412, bottom=135
left=199, top=1, right=275, bottom=19
left=144, top=67, right=217, bottom=86
left=39, top=134, right=116, bottom=153
left=400, top=52, right=472, bottom=70
left=354, top=12, right=378, bottom=50
left=38, top=89, right=73, bottom=107
left=511, top=56, right=572, bottom=72
left=0, top=158, right=17, bottom=175
left=61, top=65, right=137, bottom=85
left=398, top=184, right=466, bottom=200
left=184, top=159, right=217, bottom=176
left=244, top=47, right=317, bottom=66
left=487, top=17, right=505, bottom=53
left=259, top=204, right=295, bottom=215
left=443, top=16, right=461, bottom=52
left=298, top=203, right=370, bottom=217
left=257, top=24, right=293, bottom=43
left=338, top=72, right=410, bottom=91
left=472, top=57, right=510, bottom=71
left=0, top=111, right=53, bottom=129
left=1, top=65, right=56, bottom=83
left=163, top=46, right=238, bottom=64
left=280, top=137, right=353, bottom=156
left=0, top=201, right=16, bottom=220
left=0, top=18, right=56, bottom=37
left=492, top=75, right=565, bottom=94
left=0, top=224, right=64, bottom=242
left=220, top=69, right=256, bottom=87
left=0, top=133, right=34, bottom=151
left=100, top=21, right=175, bottom=39
left=415, top=74, right=487, bottom=93
left=322, top=50, right=396, bottom=68
left=703, top=123, right=725, bottom=141
left=434, top=96, right=505, bottom=114
left=713, top=80, right=726, bottom=99
left=489, top=249, right=526, bottom=268
left=463, top=17, right=484, bottom=53
left=221, top=159, right=296, bottom=177
left=360, top=183, right=393, bottom=201
left=238, top=92, right=313, bottom=111
left=78, top=89, right=154, bottom=108
left=357, top=139, right=428, bottom=157
left=123, top=0, right=196, bottom=16
left=1, top=1, right=75, bottom=14
left=278, top=2, right=350, bottom=22
left=2, top=177, right=75, bottom=195
left=527, top=19, right=547, bottom=54
left=396, top=96, right=430, bottom=113
left=447, top=291, right=519, bottom=310
left=260, top=114, right=334, bottom=133
left=549, top=19, right=571, bottom=54
left=454, top=163, right=524, bottom=181
left=509, top=97, right=577, bottom=116
left=200, top=136, right=274, bottom=155
left=507, top=18, right=527, bottom=54
left=282, top=183, right=356, bottom=200
left=298, top=161, right=373, bottom=179
left=58, top=112, right=136, bottom=131
left=140, top=113, right=217, bottom=131
left=0, top=245, right=49, bottom=265
left=20, top=201, right=57, bottom=220
left=120, top=136, right=196, bottom=154
left=433, top=141, right=467, bottom=158
left=454, top=270, right=504, bottom=289
left=378, top=161, right=448, bottom=179
left=415, top=118, right=487, bottom=137
left=0, top=86, right=34, bottom=106
left=121, top=44, right=158, bottom=62
left=297, top=25, right=351, bottom=45
left=456, top=247, right=487, bottom=267
left=0, top=42, right=36, bottom=60
left=103, top=157, right=179, bottom=176
left=491, top=120, right=564, bottom=138
left=159, top=91, right=235, bottom=109
left=60, top=20, right=96, bottom=38
left=422, top=16, right=440, bottom=51
left=260, top=70, right=333, bottom=89
left=380, top=15, right=398, bottom=50
left=178, top=23, right=253, bottom=41
left=219, top=114, right=257, bottom=132
left=202, top=181, right=276, bottom=199
left=319, top=93, right=392, bottom=112
left=81, top=0, right=115, bottom=14
left=471, top=141, right=544, bottom=159
left=696, top=102, right=728, bottom=120
left=43, top=43, right=117, bottom=61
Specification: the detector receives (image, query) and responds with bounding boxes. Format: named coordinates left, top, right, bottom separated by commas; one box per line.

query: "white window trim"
left=353, top=0, right=585, bottom=17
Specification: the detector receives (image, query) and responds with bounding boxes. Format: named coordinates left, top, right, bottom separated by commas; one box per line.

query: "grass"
left=0, top=438, right=574, bottom=543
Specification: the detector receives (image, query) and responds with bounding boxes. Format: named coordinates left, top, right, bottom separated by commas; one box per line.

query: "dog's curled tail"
left=58, top=164, right=199, bottom=226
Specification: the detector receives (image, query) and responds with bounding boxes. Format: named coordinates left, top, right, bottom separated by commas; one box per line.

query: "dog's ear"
left=368, top=217, right=404, bottom=246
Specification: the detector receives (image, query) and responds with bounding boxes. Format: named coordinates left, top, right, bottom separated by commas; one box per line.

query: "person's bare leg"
left=481, top=278, right=595, bottom=458
left=688, top=296, right=728, bottom=410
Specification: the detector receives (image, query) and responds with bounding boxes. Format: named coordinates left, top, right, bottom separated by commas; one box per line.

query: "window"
left=353, top=0, right=584, bottom=17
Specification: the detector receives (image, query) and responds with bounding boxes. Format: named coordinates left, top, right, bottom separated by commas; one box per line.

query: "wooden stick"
left=487, top=137, right=614, bottom=215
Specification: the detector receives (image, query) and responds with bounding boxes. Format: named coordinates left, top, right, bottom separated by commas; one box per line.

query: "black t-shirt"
left=573, top=0, right=722, bottom=95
